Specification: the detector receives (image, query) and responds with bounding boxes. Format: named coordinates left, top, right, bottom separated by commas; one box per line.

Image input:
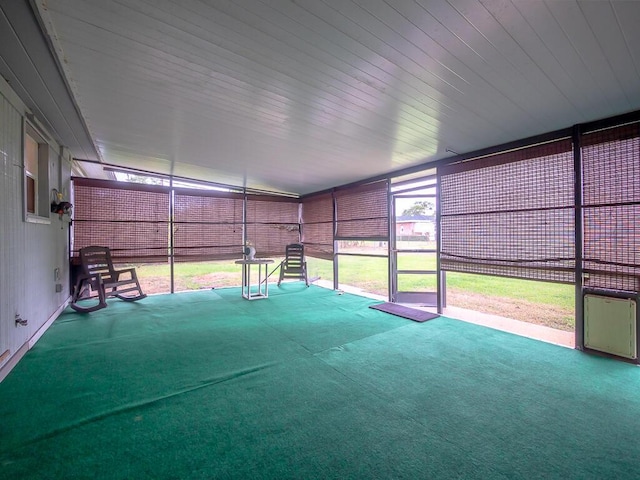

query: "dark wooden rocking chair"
left=277, top=243, right=309, bottom=287
left=70, top=246, right=147, bottom=313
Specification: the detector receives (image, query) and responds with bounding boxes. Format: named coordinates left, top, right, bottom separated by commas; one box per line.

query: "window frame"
left=23, top=119, right=52, bottom=224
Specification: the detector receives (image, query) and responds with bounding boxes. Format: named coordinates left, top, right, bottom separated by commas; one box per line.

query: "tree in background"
left=401, top=201, right=434, bottom=216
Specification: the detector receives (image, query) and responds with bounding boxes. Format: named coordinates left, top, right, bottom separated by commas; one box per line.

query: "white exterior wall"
left=0, top=77, right=71, bottom=380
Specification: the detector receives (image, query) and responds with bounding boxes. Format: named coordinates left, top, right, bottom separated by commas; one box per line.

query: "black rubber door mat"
left=369, top=303, right=440, bottom=323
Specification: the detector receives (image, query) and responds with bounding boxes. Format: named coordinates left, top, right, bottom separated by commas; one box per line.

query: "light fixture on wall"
left=50, top=188, right=73, bottom=221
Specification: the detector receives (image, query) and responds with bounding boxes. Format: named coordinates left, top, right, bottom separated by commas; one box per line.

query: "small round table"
left=234, top=258, right=274, bottom=300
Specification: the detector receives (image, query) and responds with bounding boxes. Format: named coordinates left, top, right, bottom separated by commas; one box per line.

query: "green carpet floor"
left=1, top=284, right=639, bottom=479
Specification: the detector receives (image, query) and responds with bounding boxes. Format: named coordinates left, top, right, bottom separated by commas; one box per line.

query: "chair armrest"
left=76, top=272, right=103, bottom=284
left=113, top=267, right=137, bottom=278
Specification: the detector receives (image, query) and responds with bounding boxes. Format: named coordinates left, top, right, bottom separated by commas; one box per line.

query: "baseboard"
left=0, top=297, right=70, bottom=383
left=0, top=342, right=29, bottom=383
left=29, top=297, right=70, bottom=349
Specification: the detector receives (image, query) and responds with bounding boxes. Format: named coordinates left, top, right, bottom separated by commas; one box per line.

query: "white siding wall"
left=0, top=81, right=71, bottom=377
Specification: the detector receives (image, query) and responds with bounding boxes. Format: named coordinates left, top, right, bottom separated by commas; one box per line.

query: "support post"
left=169, top=176, right=175, bottom=294
left=436, top=169, right=443, bottom=314
left=573, top=125, right=584, bottom=350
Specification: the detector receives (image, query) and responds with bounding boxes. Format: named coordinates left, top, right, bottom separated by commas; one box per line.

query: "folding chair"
left=70, top=246, right=146, bottom=313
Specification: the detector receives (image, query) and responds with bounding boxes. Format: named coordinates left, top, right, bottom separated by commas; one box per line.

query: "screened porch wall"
left=334, top=180, right=390, bottom=296
left=438, top=139, right=576, bottom=284
left=72, top=179, right=390, bottom=266
left=72, top=180, right=300, bottom=264
left=71, top=114, right=640, bottom=302
left=301, top=192, right=334, bottom=261
left=438, top=119, right=640, bottom=298
left=581, top=123, right=640, bottom=293
left=72, top=176, right=391, bottom=296
left=173, top=189, right=244, bottom=261
left=72, top=177, right=170, bottom=263
left=334, top=180, right=389, bottom=240
left=245, top=195, right=300, bottom=257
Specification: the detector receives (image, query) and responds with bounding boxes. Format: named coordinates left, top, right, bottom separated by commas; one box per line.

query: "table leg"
left=242, top=263, right=250, bottom=299
left=237, top=261, right=272, bottom=300
left=264, top=263, right=269, bottom=298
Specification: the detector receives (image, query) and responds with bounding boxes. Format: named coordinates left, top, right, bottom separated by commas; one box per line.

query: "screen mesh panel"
left=582, top=123, right=640, bottom=292
left=301, top=193, right=334, bottom=260
left=246, top=196, right=300, bottom=256
left=173, top=189, right=243, bottom=261
left=335, top=180, right=389, bottom=239
left=72, top=178, right=170, bottom=262
left=439, top=139, right=575, bottom=282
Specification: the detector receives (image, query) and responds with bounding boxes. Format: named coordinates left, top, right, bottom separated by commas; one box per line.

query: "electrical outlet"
left=55, top=283, right=63, bottom=293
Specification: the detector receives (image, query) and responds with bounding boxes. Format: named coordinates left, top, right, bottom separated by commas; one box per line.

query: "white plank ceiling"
left=32, top=0, right=640, bottom=194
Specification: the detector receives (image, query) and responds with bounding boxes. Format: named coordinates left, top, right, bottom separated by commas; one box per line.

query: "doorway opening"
left=390, top=174, right=443, bottom=307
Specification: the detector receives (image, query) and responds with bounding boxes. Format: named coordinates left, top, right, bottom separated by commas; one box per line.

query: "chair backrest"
left=79, top=246, right=117, bottom=279
left=284, top=243, right=305, bottom=268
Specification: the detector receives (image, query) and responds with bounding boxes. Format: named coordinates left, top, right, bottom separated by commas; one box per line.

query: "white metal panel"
left=510, top=0, right=602, bottom=116
left=0, top=90, right=28, bottom=368
left=579, top=1, right=639, bottom=104
left=0, top=2, right=97, bottom=162
left=612, top=1, right=640, bottom=81
left=467, top=0, right=579, bottom=118
left=26, top=0, right=640, bottom=194
left=46, top=1, right=418, bottom=189
left=585, top=294, right=637, bottom=360
left=0, top=80, right=73, bottom=374
left=229, top=0, right=474, bottom=146
left=544, top=1, right=631, bottom=113
left=343, top=0, right=547, bottom=128
left=286, top=0, right=536, bottom=151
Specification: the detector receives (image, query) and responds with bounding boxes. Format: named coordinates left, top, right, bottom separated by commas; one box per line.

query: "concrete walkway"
left=319, top=281, right=575, bottom=349
left=441, top=305, right=574, bottom=348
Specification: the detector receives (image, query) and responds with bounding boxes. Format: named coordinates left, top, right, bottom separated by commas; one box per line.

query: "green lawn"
left=312, top=256, right=573, bottom=310
left=445, top=273, right=574, bottom=311
left=129, top=253, right=575, bottom=330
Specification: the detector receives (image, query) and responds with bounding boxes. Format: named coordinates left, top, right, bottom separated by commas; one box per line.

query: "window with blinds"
left=301, top=193, right=334, bottom=260
left=439, top=139, right=575, bottom=283
left=334, top=180, right=389, bottom=239
left=245, top=195, right=300, bottom=256
left=581, top=123, right=640, bottom=292
left=173, top=189, right=243, bottom=261
left=72, top=178, right=170, bottom=262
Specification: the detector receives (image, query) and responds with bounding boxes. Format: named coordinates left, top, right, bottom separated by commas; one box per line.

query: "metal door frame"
left=390, top=187, right=441, bottom=306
